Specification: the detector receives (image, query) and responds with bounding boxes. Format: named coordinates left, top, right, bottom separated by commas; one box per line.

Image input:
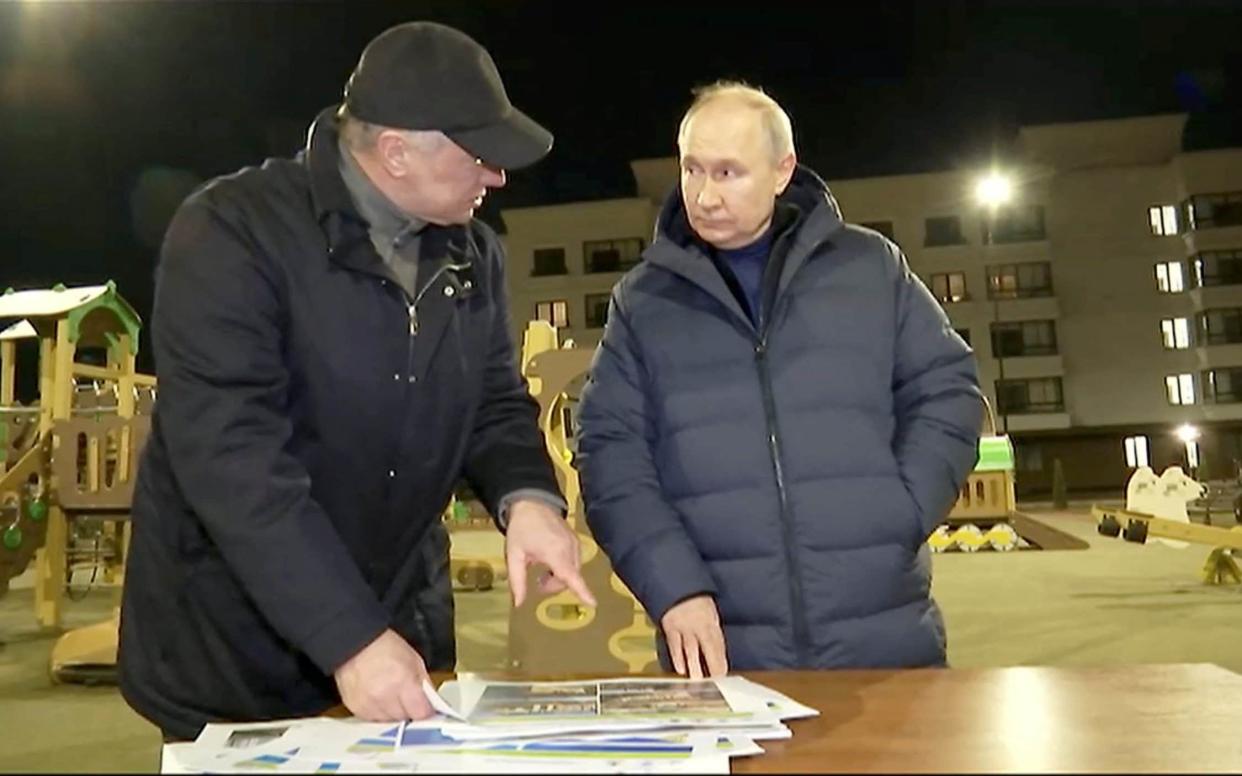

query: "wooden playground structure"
left=929, top=405, right=1027, bottom=552
left=0, top=282, right=153, bottom=683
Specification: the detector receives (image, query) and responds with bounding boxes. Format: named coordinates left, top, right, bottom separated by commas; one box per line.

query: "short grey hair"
left=336, top=105, right=447, bottom=154
left=677, top=80, right=795, bottom=163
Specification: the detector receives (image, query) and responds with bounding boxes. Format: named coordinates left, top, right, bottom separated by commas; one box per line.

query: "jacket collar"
left=303, top=105, right=458, bottom=277
left=643, top=165, right=845, bottom=330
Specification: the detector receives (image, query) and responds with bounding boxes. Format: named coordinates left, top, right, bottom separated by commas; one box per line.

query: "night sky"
left=2, top=0, right=1241, bottom=381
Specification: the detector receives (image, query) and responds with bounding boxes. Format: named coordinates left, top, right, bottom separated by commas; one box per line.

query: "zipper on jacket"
left=406, top=302, right=418, bottom=378
left=752, top=223, right=811, bottom=665
left=754, top=335, right=810, bottom=665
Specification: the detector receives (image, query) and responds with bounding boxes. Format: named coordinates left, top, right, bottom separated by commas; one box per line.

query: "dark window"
left=924, top=216, right=965, bottom=247
left=860, top=220, right=895, bottom=240
left=1015, top=443, right=1043, bottom=472
left=987, top=262, right=1053, bottom=299
left=930, top=272, right=968, bottom=303
left=531, top=247, right=567, bottom=277
left=1203, top=368, right=1242, bottom=404
left=1187, top=192, right=1242, bottom=230
left=1197, top=308, right=1242, bottom=346
left=584, top=238, right=644, bottom=274
left=584, top=293, right=611, bottom=328
left=1191, top=249, right=1242, bottom=288
left=985, top=204, right=1046, bottom=243
left=991, top=320, right=1058, bottom=357
left=995, top=378, right=1064, bottom=414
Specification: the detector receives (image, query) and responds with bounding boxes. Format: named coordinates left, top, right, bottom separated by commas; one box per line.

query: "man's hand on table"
left=333, top=629, right=434, bottom=721
left=662, top=594, right=729, bottom=679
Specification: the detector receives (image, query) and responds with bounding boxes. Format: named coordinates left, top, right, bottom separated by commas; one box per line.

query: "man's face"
left=394, top=135, right=506, bottom=225
left=679, top=100, right=794, bottom=250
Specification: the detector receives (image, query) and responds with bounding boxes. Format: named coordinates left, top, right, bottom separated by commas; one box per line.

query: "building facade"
left=500, top=114, right=1242, bottom=495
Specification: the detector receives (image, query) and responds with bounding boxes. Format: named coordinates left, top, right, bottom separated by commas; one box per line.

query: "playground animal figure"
left=1125, top=465, right=1207, bottom=548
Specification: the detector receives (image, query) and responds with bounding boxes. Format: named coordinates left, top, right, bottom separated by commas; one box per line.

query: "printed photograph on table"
left=467, top=679, right=738, bottom=721
left=599, top=681, right=731, bottom=716
left=225, top=726, right=291, bottom=749
left=473, top=683, right=600, bottom=719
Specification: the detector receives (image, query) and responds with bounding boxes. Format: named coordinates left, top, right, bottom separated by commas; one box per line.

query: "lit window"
left=1149, top=205, right=1179, bottom=236
left=1160, top=318, right=1191, bottom=349
left=1165, top=373, right=1196, bottom=405
left=1186, top=441, right=1200, bottom=469
left=930, top=272, right=968, bottom=303
left=1155, top=261, right=1185, bottom=293
left=1123, top=435, right=1150, bottom=468
left=535, top=299, right=569, bottom=328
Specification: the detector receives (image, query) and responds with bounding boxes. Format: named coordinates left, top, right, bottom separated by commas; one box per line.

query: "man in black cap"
left=119, top=21, right=594, bottom=740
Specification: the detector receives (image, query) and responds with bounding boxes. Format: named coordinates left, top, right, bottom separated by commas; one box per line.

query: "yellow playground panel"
left=0, top=282, right=156, bottom=683
left=507, top=321, right=659, bottom=675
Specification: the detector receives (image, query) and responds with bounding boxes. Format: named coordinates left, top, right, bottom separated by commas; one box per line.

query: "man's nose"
left=480, top=163, right=506, bottom=189
left=696, top=179, right=722, bottom=208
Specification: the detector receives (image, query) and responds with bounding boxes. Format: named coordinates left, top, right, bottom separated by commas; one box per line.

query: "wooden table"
left=435, top=664, right=1242, bottom=773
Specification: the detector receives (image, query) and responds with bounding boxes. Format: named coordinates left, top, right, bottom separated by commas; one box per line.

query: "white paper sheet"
left=159, top=675, right=813, bottom=774
left=717, top=676, right=820, bottom=720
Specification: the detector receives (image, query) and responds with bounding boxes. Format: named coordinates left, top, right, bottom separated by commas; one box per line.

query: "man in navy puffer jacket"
left=576, top=82, right=984, bottom=676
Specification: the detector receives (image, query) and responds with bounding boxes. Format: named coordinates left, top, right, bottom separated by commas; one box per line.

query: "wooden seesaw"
left=1091, top=505, right=1242, bottom=585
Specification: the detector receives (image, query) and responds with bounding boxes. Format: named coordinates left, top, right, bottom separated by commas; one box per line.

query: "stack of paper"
left=160, top=676, right=818, bottom=774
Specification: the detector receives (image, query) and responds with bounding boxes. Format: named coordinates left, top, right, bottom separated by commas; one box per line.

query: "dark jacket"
left=119, top=107, right=559, bottom=739
left=576, top=167, right=983, bottom=670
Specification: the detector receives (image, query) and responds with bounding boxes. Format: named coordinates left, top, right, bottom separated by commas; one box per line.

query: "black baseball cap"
left=343, top=22, right=553, bottom=169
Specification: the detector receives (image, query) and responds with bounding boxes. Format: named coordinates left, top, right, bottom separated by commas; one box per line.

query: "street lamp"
left=977, top=171, right=1014, bottom=434
left=1176, top=423, right=1202, bottom=476
left=975, top=173, right=1013, bottom=210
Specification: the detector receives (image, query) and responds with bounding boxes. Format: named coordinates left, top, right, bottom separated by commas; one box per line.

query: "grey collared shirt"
left=335, top=137, right=568, bottom=532
left=337, top=137, right=426, bottom=300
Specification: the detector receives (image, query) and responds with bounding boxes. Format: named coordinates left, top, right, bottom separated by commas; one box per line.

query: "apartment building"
left=499, top=114, right=1242, bottom=494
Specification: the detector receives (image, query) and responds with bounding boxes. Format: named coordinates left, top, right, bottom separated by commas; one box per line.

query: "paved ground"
left=1, top=506, right=1238, bottom=772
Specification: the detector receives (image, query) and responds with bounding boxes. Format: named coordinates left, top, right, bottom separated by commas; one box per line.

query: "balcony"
left=1184, top=226, right=1242, bottom=255
left=1002, top=412, right=1072, bottom=432
left=1189, top=284, right=1242, bottom=310
left=995, top=355, right=1065, bottom=379
left=990, top=295, right=1061, bottom=321
left=1195, top=343, right=1242, bottom=370
left=1202, top=403, right=1242, bottom=422
left=982, top=205, right=1047, bottom=245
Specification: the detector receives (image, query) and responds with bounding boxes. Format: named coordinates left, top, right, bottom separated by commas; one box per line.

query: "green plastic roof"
left=975, top=435, right=1015, bottom=472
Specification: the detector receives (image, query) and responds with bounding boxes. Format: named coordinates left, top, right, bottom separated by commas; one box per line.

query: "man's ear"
left=374, top=129, right=411, bottom=179
left=775, top=152, right=797, bottom=195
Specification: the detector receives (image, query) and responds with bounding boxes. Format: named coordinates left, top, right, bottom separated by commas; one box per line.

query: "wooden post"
left=34, top=319, right=76, bottom=629
left=113, top=334, right=135, bottom=481
left=1, top=339, right=13, bottom=476
left=37, top=337, right=54, bottom=436
left=0, top=340, right=14, bottom=407
left=106, top=334, right=136, bottom=587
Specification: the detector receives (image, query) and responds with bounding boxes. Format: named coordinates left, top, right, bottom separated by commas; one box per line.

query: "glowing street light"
left=1175, top=423, right=1201, bottom=444
left=1176, top=423, right=1203, bottom=473
left=975, top=173, right=1013, bottom=209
